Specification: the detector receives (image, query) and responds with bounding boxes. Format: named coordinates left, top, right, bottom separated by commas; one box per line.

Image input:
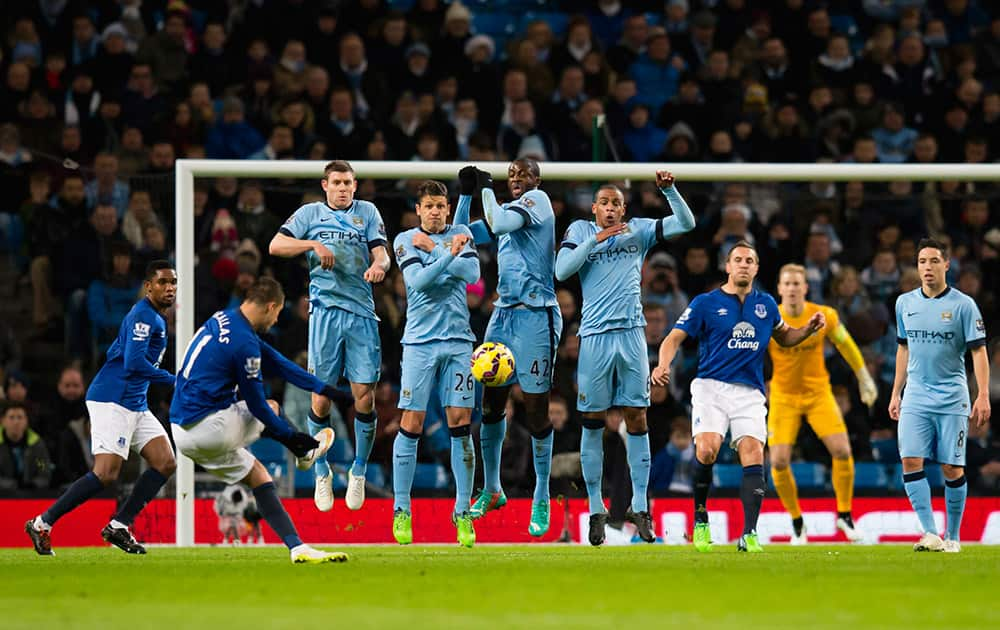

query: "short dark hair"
left=916, top=237, right=948, bottom=259
left=2, top=401, right=27, bottom=418
left=323, top=160, right=354, bottom=179
left=593, top=184, right=624, bottom=201
left=416, top=180, right=448, bottom=201
left=244, top=277, right=285, bottom=306
left=726, top=240, right=758, bottom=261
left=144, top=260, right=173, bottom=282
left=511, top=157, right=540, bottom=178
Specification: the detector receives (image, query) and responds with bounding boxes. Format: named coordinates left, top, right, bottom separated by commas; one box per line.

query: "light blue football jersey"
left=393, top=224, right=479, bottom=345
left=279, top=200, right=387, bottom=319
left=896, top=287, right=986, bottom=415
left=494, top=188, right=557, bottom=308
left=673, top=288, right=784, bottom=394
left=561, top=218, right=684, bottom=336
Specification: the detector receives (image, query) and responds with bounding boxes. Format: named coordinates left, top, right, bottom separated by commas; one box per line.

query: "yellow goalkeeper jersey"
left=768, top=302, right=840, bottom=396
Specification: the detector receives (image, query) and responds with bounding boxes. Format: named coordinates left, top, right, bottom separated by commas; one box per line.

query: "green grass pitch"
left=3, top=545, right=997, bottom=629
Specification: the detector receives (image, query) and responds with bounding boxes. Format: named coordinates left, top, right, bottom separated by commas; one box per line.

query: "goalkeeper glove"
left=284, top=432, right=321, bottom=458
left=458, top=165, right=480, bottom=195
left=856, top=368, right=878, bottom=409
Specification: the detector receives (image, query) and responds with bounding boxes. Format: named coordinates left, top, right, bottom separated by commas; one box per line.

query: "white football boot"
left=345, top=470, right=366, bottom=510
left=290, top=544, right=348, bottom=564
left=913, top=532, right=945, bottom=552
left=296, top=428, right=335, bottom=471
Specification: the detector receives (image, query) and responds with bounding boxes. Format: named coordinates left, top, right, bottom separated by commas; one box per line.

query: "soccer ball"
left=470, top=342, right=515, bottom=387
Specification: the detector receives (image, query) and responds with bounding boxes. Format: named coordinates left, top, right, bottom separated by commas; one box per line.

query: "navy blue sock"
left=42, top=471, right=104, bottom=527
left=114, top=469, right=168, bottom=526
left=253, top=482, right=303, bottom=549
left=692, top=459, right=713, bottom=525
left=740, top=464, right=765, bottom=535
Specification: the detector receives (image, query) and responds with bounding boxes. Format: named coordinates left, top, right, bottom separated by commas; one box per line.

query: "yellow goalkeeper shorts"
left=767, top=390, right=847, bottom=446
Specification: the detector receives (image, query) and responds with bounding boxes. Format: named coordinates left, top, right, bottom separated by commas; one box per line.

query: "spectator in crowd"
left=85, top=152, right=130, bottom=218
left=629, top=27, right=685, bottom=114
left=803, top=231, right=841, bottom=303
left=86, top=241, right=140, bottom=362
left=0, top=402, right=52, bottom=491
left=206, top=97, right=265, bottom=159
left=643, top=253, right=690, bottom=330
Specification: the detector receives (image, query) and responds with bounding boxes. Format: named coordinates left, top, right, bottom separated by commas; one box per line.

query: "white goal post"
left=173, top=159, right=1000, bottom=546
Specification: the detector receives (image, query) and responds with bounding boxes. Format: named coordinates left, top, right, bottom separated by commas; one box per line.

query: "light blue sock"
left=945, top=475, right=967, bottom=541
left=450, top=428, right=475, bottom=515
left=352, top=411, right=377, bottom=476
left=531, top=428, right=553, bottom=503
left=903, top=470, right=937, bottom=534
left=392, top=430, right=419, bottom=513
left=580, top=426, right=605, bottom=514
left=480, top=416, right=506, bottom=493
left=307, top=411, right=331, bottom=478
left=626, top=431, right=651, bottom=513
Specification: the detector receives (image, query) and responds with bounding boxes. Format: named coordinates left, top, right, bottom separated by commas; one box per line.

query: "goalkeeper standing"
left=767, top=264, right=878, bottom=544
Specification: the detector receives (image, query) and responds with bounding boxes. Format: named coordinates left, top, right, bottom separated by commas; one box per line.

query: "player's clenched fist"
left=364, top=265, right=386, bottom=283
left=650, top=364, right=671, bottom=387
left=312, top=242, right=335, bottom=269
left=655, top=170, right=675, bottom=189
left=412, top=231, right=436, bottom=252
left=450, top=234, right=471, bottom=256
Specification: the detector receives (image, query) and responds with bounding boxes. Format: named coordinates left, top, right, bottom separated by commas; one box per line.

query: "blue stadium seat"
left=472, top=13, right=519, bottom=38
left=855, top=462, right=890, bottom=488
left=521, top=12, right=570, bottom=36
left=713, top=464, right=743, bottom=488
left=790, top=462, right=826, bottom=489
left=251, top=438, right=286, bottom=465
left=413, top=463, right=451, bottom=490
left=387, top=0, right=416, bottom=9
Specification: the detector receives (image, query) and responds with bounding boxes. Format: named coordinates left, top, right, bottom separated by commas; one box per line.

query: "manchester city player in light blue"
left=26, top=261, right=178, bottom=556
left=889, top=238, right=990, bottom=553
left=269, top=160, right=391, bottom=514
left=454, top=158, right=562, bottom=536
left=555, top=171, right=695, bottom=546
left=652, top=242, right=825, bottom=552
left=390, top=180, right=480, bottom=548
left=171, top=278, right=346, bottom=564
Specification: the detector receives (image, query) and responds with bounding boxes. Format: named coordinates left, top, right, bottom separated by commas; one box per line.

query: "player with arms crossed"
left=555, top=172, right=695, bottom=545
left=26, top=262, right=179, bottom=555
left=768, top=264, right=878, bottom=544
left=890, top=238, right=990, bottom=553
left=454, top=158, right=562, bottom=536
left=391, top=180, right=481, bottom=547
left=269, top=160, right=390, bottom=513
left=652, top=242, right=825, bottom=552
left=171, top=278, right=345, bottom=564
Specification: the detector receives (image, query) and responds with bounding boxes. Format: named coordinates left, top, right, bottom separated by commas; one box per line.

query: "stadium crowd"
left=0, top=0, right=998, bottom=503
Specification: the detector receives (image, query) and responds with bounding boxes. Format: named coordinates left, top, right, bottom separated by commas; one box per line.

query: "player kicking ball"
left=269, top=160, right=390, bottom=514
left=653, top=242, right=824, bottom=552
left=767, top=264, right=877, bottom=544
left=390, top=181, right=481, bottom=547
left=890, top=238, right=990, bottom=553
left=171, top=278, right=346, bottom=564
left=454, top=159, right=562, bottom=536
left=556, top=172, right=695, bottom=545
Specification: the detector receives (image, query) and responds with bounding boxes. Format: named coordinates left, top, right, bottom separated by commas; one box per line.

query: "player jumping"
left=454, top=158, right=562, bottom=536
left=652, top=242, right=825, bottom=552
left=890, top=238, right=990, bottom=553
left=768, top=264, right=878, bottom=544
left=555, top=172, right=695, bottom=546
left=269, top=160, right=391, bottom=513
left=170, top=278, right=345, bottom=564
left=26, top=261, right=179, bottom=556
left=390, top=180, right=481, bottom=547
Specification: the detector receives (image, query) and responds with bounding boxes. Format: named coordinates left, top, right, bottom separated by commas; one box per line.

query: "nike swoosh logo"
left=907, top=312, right=917, bottom=316
left=461, top=396, right=471, bottom=400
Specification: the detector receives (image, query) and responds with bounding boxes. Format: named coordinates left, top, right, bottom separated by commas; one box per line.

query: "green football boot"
left=693, top=522, right=712, bottom=552
left=737, top=531, right=763, bottom=553
left=453, top=512, right=476, bottom=548
left=469, top=489, right=507, bottom=519
left=392, top=509, right=412, bottom=545
left=528, top=500, right=550, bottom=537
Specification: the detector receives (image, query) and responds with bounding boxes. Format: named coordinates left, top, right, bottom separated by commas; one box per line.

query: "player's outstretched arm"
left=482, top=188, right=526, bottom=235
left=970, top=344, right=991, bottom=427
left=237, top=357, right=296, bottom=439
left=269, top=232, right=335, bottom=269
left=651, top=328, right=688, bottom=386
left=772, top=311, right=825, bottom=347
left=257, top=339, right=346, bottom=404
left=888, top=344, right=909, bottom=421
left=122, top=319, right=174, bottom=385
left=829, top=323, right=878, bottom=408
left=656, top=171, right=696, bottom=238
left=455, top=167, right=495, bottom=245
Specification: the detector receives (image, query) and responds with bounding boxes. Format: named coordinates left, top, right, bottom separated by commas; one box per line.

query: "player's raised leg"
left=391, top=419, right=420, bottom=545
left=471, top=383, right=509, bottom=518
left=347, top=380, right=378, bottom=510
left=622, top=407, right=654, bottom=543
left=447, top=408, right=476, bottom=548
left=580, top=414, right=608, bottom=545
left=305, top=307, right=344, bottom=512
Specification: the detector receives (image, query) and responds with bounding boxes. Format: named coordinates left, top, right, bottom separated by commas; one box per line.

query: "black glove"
left=285, top=431, right=320, bottom=458
left=320, top=384, right=352, bottom=406
left=475, top=168, right=493, bottom=192
left=458, top=165, right=479, bottom=195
